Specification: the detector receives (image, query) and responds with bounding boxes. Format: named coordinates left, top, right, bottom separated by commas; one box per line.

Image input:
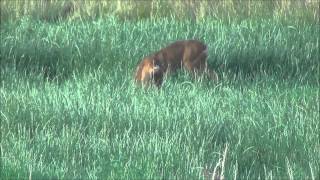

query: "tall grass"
left=1, top=63, right=319, bottom=179
left=1, top=17, right=319, bottom=81
left=0, top=2, right=319, bottom=179
left=1, top=0, right=319, bottom=23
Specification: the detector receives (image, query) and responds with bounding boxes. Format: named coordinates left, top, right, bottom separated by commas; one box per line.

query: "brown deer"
left=135, top=40, right=218, bottom=87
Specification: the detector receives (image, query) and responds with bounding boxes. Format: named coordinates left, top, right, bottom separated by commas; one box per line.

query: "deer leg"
left=183, top=50, right=207, bottom=76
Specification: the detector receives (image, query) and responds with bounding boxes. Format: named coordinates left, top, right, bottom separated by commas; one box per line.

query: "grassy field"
left=1, top=2, right=320, bottom=180
left=1, top=0, right=318, bottom=23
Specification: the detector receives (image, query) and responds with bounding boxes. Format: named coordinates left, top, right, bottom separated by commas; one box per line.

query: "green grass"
left=0, top=16, right=319, bottom=179
left=1, top=17, right=318, bottom=81
left=1, top=0, right=319, bottom=23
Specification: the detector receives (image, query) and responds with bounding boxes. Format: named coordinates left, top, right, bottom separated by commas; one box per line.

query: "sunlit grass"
left=1, top=66, right=319, bottom=179
left=0, top=16, right=319, bottom=179
left=1, top=17, right=318, bottom=81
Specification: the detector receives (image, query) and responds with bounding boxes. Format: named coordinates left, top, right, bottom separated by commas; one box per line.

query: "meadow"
left=1, top=1, right=319, bottom=179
